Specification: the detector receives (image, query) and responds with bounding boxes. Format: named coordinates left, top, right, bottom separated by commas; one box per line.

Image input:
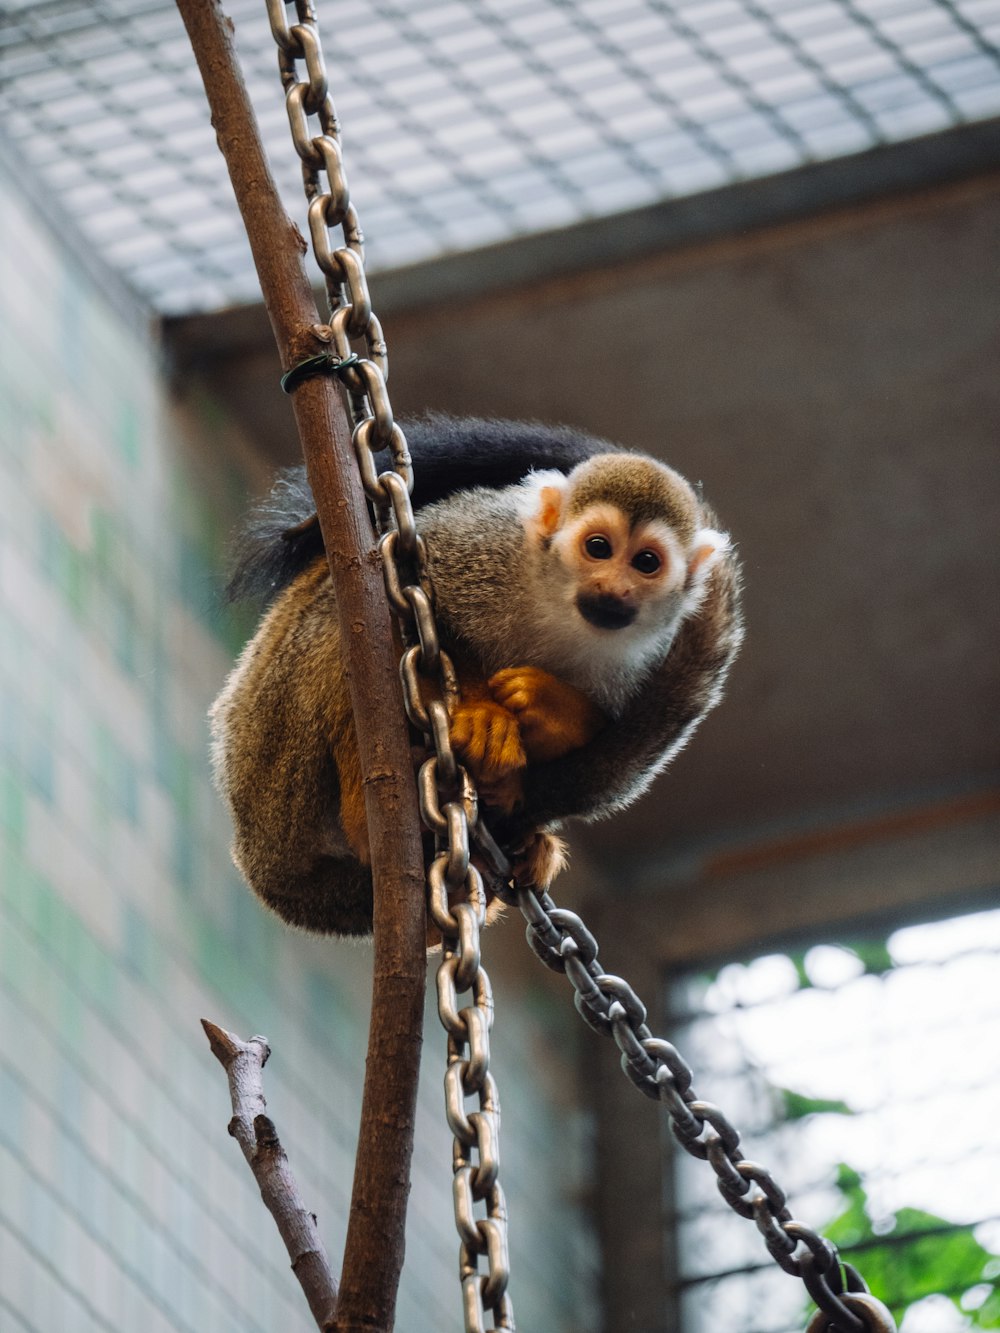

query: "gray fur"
left=419, top=472, right=713, bottom=717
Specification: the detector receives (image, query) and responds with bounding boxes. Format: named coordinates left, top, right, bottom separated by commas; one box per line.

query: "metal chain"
left=262, top=6, right=891, bottom=1331
left=264, top=4, right=514, bottom=1327
left=515, top=886, right=898, bottom=1333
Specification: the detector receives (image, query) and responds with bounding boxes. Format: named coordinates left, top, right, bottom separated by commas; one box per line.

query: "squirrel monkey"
left=209, top=417, right=743, bottom=937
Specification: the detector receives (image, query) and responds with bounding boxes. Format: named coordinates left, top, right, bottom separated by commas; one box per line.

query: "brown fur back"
left=209, top=558, right=375, bottom=935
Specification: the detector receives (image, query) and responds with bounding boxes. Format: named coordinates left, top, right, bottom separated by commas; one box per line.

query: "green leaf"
left=780, top=1089, right=854, bottom=1120
left=786, top=949, right=813, bottom=990
left=844, top=939, right=896, bottom=975
left=973, top=1284, right=1000, bottom=1327
left=820, top=1166, right=1000, bottom=1326
left=823, top=1164, right=869, bottom=1248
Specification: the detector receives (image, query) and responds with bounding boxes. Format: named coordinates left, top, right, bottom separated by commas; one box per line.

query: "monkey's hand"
left=450, top=699, right=526, bottom=782
left=488, top=667, right=606, bottom=763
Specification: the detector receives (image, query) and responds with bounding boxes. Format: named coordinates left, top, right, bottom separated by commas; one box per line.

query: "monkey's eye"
left=631, top=549, right=662, bottom=575
left=584, top=535, right=613, bottom=560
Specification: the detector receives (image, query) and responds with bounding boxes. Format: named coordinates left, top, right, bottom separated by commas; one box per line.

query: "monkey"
left=209, top=415, right=743, bottom=939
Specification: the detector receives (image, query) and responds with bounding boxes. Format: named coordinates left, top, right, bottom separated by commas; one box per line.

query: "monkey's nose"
left=576, top=592, right=637, bottom=630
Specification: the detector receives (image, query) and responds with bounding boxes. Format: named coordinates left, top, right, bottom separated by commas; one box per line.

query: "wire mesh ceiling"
left=2, top=0, right=998, bottom=315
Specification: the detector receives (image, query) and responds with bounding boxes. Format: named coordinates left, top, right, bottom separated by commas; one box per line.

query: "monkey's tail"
left=226, top=467, right=323, bottom=604
left=226, top=413, right=619, bottom=605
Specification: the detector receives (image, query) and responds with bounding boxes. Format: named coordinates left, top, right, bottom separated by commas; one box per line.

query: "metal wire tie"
left=279, top=350, right=361, bottom=393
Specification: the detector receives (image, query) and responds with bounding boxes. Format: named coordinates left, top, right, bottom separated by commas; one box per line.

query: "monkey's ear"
left=534, top=486, right=566, bottom=537
left=687, top=528, right=730, bottom=583
left=519, top=469, right=568, bottom=539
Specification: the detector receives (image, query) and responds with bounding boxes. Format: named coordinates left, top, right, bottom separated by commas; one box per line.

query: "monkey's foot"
left=511, top=829, right=568, bottom=891
left=475, top=771, right=524, bottom=815
left=488, top=666, right=606, bottom=762
left=450, top=699, right=526, bottom=782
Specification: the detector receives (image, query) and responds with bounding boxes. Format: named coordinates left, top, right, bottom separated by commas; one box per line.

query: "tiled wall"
left=0, top=163, right=597, bottom=1330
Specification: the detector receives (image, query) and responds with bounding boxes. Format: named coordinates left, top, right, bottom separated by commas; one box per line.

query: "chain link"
left=514, top=886, right=896, bottom=1333
left=265, top=4, right=513, bottom=1326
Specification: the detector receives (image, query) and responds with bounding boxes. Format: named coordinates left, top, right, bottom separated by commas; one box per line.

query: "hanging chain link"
left=515, top=885, right=897, bottom=1333
left=264, top=3, right=514, bottom=1327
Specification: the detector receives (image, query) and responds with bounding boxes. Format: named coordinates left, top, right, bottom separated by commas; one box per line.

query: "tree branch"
left=201, top=1020, right=338, bottom=1330
left=176, top=5, right=427, bottom=1329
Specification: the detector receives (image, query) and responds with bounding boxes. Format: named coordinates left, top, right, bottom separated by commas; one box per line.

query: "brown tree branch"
left=201, top=1020, right=338, bottom=1330
left=176, top=5, right=427, bottom=1329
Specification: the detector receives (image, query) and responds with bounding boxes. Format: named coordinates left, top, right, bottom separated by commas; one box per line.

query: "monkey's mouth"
left=576, top=593, right=637, bottom=631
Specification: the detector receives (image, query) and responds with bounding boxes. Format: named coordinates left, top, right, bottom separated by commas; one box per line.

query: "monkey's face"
left=552, top=503, right=688, bottom=636
left=521, top=461, right=730, bottom=654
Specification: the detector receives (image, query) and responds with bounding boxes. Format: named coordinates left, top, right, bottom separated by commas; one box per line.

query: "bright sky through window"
left=668, top=905, right=1000, bottom=1332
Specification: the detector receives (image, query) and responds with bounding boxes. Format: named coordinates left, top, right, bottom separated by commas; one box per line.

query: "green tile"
left=122, top=904, right=158, bottom=985
left=0, top=842, right=29, bottom=910
left=168, top=745, right=194, bottom=823
left=0, top=910, right=29, bottom=991
left=115, top=398, right=141, bottom=468
left=72, top=930, right=119, bottom=1010
left=90, top=508, right=121, bottom=580
left=172, top=832, right=197, bottom=897
left=111, top=589, right=139, bottom=677
left=92, top=723, right=139, bottom=826
left=0, top=1064, right=26, bottom=1142
left=37, top=515, right=89, bottom=621
left=193, top=914, right=269, bottom=1017
left=55, top=974, right=84, bottom=1044
left=0, top=766, right=26, bottom=848
left=61, top=543, right=89, bottom=620
left=28, top=729, right=54, bottom=805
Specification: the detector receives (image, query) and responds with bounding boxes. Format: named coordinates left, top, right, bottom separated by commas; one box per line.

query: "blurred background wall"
left=0, top=156, right=597, bottom=1333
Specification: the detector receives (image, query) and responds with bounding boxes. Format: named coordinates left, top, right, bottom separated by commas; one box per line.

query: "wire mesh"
left=665, top=905, right=1000, bottom=1333
left=1, top=0, right=998, bottom=314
